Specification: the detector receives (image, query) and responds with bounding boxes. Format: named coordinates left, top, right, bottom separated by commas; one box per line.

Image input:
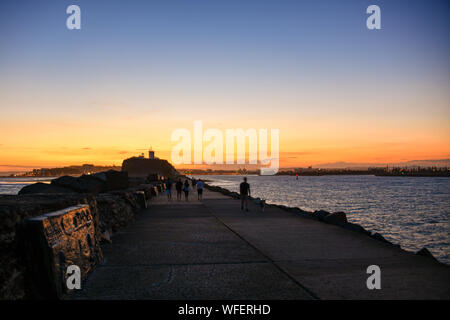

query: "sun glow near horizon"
left=0, top=0, right=449, bottom=172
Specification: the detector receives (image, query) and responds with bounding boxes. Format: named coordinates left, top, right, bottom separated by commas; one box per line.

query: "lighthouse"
left=149, top=149, right=155, bottom=159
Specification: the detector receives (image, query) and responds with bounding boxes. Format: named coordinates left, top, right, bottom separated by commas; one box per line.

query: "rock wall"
left=19, top=204, right=103, bottom=299
left=0, top=194, right=97, bottom=299
left=0, top=182, right=161, bottom=300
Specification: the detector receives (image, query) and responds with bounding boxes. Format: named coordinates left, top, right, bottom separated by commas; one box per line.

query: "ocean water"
left=192, top=175, right=450, bottom=264
left=0, top=177, right=54, bottom=195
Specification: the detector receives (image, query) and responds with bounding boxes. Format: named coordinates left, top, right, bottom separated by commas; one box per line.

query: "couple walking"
left=173, top=178, right=204, bottom=201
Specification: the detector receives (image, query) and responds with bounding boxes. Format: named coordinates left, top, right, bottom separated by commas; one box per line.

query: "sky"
left=0, top=0, right=449, bottom=171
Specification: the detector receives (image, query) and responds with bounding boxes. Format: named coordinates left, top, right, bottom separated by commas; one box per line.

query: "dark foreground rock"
left=18, top=182, right=75, bottom=195
left=51, top=175, right=105, bottom=193
left=323, top=211, right=348, bottom=225
left=96, top=191, right=141, bottom=233
left=19, top=170, right=130, bottom=196
left=93, top=170, right=129, bottom=191
left=312, top=210, right=331, bottom=221
left=370, top=232, right=392, bottom=245
left=416, top=247, right=437, bottom=260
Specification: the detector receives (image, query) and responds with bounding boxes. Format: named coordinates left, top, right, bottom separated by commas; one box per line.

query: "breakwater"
left=0, top=174, right=164, bottom=299
left=1, top=175, right=448, bottom=300
left=202, top=183, right=442, bottom=263
left=70, top=186, right=450, bottom=300
left=195, top=174, right=450, bottom=264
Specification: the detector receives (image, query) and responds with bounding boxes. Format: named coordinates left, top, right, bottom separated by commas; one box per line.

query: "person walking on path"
left=197, top=179, right=204, bottom=201
left=240, top=177, right=251, bottom=212
left=165, top=178, right=173, bottom=201
left=175, top=178, right=183, bottom=201
left=183, top=180, right=190, bottom=201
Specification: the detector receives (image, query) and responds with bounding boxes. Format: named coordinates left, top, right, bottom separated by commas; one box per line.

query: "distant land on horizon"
left=0, top=164, right=121, bottom=177
left=312, top=159, right=450, bottom=169
left=1, top=158, right=449, bottom=177
left=178, top=158, right=450, bottom=171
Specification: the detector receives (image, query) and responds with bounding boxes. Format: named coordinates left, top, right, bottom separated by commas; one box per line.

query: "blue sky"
left=0, top=0, right=449, bottom=167
left=1, top=0, right=448, bottom=94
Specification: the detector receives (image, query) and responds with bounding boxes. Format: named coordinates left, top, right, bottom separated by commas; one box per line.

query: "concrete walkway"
left=70, top=189, right=450, bottom=300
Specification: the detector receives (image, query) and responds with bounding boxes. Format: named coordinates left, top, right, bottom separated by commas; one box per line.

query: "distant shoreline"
left=2, top=173, right=450, bottom=178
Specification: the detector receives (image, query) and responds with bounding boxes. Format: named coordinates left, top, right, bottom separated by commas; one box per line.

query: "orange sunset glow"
left=1, top=0, right=449, bottom=173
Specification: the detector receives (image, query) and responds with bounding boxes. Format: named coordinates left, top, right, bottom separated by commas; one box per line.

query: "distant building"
left=149, top=149, right=155, bottom=159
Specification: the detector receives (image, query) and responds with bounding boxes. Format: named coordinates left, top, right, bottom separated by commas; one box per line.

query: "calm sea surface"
left=192, top=175, right=450, bottom=264
left=0, top=177, right=54, bottom=195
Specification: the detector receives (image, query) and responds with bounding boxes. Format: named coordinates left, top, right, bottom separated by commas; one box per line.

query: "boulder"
left=323, top=211, right=348, bottom=225
left=104, top=170, right=129, bottom=191
left=341, top=222, right=370, bottom=235
left=92, top=172, right=107, bottom=182
left=416, top=247, right=437, bottom=260
left=289, top=207, right=314, bottom=218
left=78, top=175, right=107, bottom=193
left=51, top=175, right=106, bottom=194
left=18, top=183, right=75, bottom=195
left=50, top=175, right=79, bottom=190
left=370, top=232, right=392, bottom=245
left=312, top=210, right=330, bottom=221
left=221, top=189, right=232, bottom=196
left=134, top=191, right=147, bottom=209
left=136, top=184, right=154, bottom=199
left=96, top=192, right=139, bottom=232
left=230, top=192, right=240, bottom=199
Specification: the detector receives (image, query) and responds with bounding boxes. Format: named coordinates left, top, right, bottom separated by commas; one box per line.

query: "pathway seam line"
left=202, top=202, right=321, bottom=300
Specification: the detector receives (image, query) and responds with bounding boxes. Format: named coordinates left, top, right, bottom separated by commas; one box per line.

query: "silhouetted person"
left=176, top=178, right=183, bottom=200
left=183, top=180, right=190, bottom=201
left=197, top=179, right=204, bottom=201
left=165, top=178, right=172, bottom=201
left=240, top=177, right=250, bottom=212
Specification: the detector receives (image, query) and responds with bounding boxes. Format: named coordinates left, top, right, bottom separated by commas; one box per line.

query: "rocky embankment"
left=203, top=183, right=440, bottom=262
left=0, top=171, right=164, bottom=299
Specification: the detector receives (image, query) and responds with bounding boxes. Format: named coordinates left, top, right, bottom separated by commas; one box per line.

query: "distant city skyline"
left=1, top=156, right=449, bottom=176
left=1, top=0, right=449, bottom=171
